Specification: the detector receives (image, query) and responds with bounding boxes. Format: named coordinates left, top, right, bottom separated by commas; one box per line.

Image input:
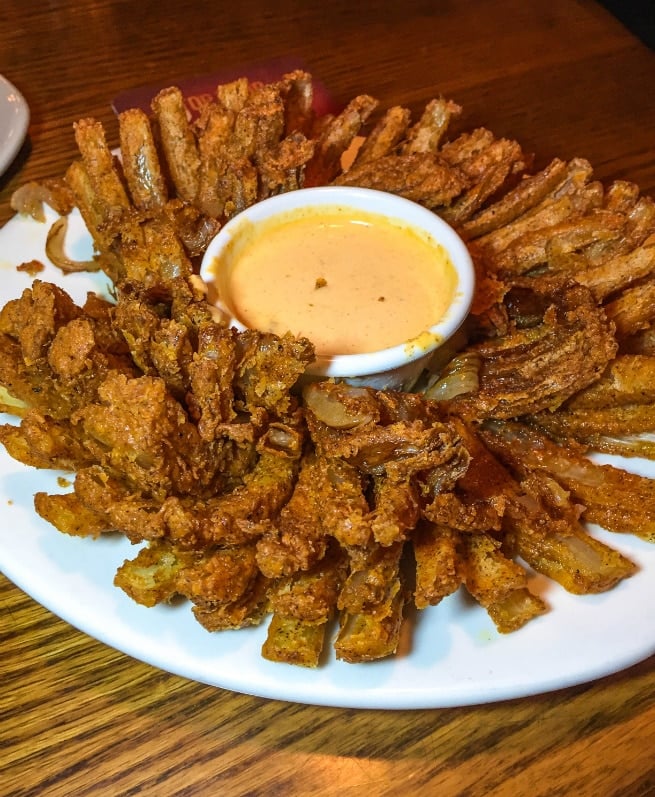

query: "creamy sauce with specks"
left=213, top=206, right=458, bottom=356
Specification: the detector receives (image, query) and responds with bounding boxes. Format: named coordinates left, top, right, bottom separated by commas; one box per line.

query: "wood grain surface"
left=1, top=1, right=655, bottom=795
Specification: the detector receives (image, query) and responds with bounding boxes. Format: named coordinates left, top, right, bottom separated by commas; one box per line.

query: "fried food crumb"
left=17, top=259, right=45, bottom=276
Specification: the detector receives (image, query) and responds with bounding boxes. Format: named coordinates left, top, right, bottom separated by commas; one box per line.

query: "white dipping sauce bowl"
left=199, top=186, right=475, bottom=391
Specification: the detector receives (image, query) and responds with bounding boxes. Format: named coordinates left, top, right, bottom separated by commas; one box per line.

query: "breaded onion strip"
left=263, top=542, right=346, bottom=667
left=441, top=158, right=516, bottom=226
left=278, top=69, right=315, bottom=137
left=304, top=94, right=378, bottom=186
left=35, top=491, right=112, bottom=538
left=530, top=404, right=655, bottom=455
left=196, top=103, right=234, bottom=218
left=413, top=521, right=463, bottom=609
left=605, top=275, right=655, bottom=339
left=564, top=354, right=655, bottom=410
left=491, top=209, right=626, bottom=276
left=151, top=86, right=201, bottom=203
left=449, top=277, right=618, bottom=419
left=401, top=97, right=461, bottom=155
left=64, top=159, right=108, bottom=251
left=217, top=76, right=249, bottom=114
left=192, top=572, right=270, bottom=631
left=457, top=420, right=638, bottom=593
left=118, top=107, right=168, bottom=212
left=334, top=151, right=466, bottom=209
left=45, top=216, right=100, bottom=273
left=370, top=473, right=420, bottom=546
left=460, top=158, right=569, bottom=239
left=335, top=541, right=405, bottom=663
left=461, top=532, right=547, bottom=633
left=73, top=118, right=131, bottom=226
left=577, top=243, right=655, bottom=301
left=352, top=105, right=411, bottom=165
left=255, top=455, right=329, bottom=578
left=262, top=615, right=328, bottom=668
left=257, top=132, right=315, bottom=197
left=585, top=195, right=655, bottom=266
left=481, top=419, right=655, bottom=542
left=474, top=159, right=595, bottom=255
left=603, top=179, right=640, bottom=214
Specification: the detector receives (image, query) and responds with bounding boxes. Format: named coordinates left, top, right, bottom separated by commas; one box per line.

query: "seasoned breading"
left=334, top=151, right=467, bottom=208
left=277, top=70, right=315, bottom=137
left=151, top=86, right=201, bottom=203
left=413, top=521, right=464, bottom=609
left=400, top=98, right=461, bottom=155
left=73, top=117, right=132, bottom=235
left=481, top=419, right=655, bottom=543
left=448, top=277, right=618, bottom=419
left=255, top=455, right=330, bottom=578
left=460, top=531, right=548, bottom=633
left=3, top=72, right=654, bottom=666
left=304, top=94, right=378, bottom=186
left=118, top=107, right=168, bottom=212
left=352, top=105, right=411, bottom=165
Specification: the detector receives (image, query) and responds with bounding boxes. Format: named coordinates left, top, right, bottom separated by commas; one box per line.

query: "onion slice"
left=11, top=179, right=75, bottom=222
left=45, top=217, right=100, bottom=274
left=424, top=352, right=481, bottom=401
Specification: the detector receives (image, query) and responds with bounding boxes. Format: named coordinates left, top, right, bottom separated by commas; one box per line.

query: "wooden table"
left=2, top=1, right=655, bottom=794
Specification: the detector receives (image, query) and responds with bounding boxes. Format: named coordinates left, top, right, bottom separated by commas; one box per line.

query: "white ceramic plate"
left=0, top=75, right=29, bottom=176
left=1, top=208, right=655, bottom=709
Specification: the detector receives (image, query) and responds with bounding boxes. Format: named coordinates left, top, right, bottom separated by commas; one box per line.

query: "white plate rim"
left=0, top=74, right=30, bottom=177
left=0, top=207, right=654, bottom=710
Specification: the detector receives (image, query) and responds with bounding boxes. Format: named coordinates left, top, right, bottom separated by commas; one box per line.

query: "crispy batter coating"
left=352, top=105, right=411, bottom=165
left=401, top=98, right=461, bottom=155
left=255, top=455, right=330, bottom=578
left=151, top=87, right=201, bottom=203
left=3, top=72, right=654, bottom=666
left=456, top=420, right=637, bottom=594
left=334, top=152, right=466, bottom=208
left=461, top=531, right=547, bottom=634
left=73, top=118, right=131, bottom=237
left=448, top=277, right=618, bottom=419
left=118, top=108, right=168, bottom=212
left=304, top=94, right=378, bottom=186
left=482, top=419, right=655, bottom=543
left=413, top=521, right=464, bottom=609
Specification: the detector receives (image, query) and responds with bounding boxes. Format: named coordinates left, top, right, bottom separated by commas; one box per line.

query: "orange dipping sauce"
left=209, top=206, right=458, bottom=356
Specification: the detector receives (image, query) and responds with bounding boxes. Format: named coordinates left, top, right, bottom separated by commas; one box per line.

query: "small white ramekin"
left=199, top=186, right=475, bottom=391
